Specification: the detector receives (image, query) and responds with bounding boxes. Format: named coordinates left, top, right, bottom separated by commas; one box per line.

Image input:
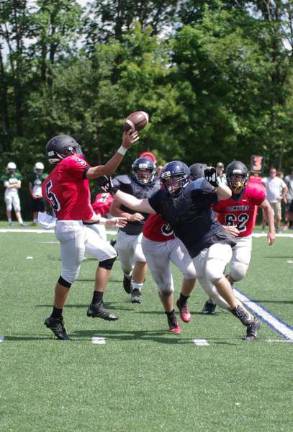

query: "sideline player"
left=1, top=162, right=24, bottom=225
left=29, top=162, right=48, bottom=224
left=142, top=213, right=196, bottom=333
left=202, top=160, right=275, bottom=314
left=110, top=157, right=160, bottom=304
left=102, top=161, right=261, bottom=341
left=42, top=131, right=138, bottom=340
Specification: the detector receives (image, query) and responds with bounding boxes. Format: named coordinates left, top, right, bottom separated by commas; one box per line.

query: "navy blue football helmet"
left=46, top=135, right=82, bottom=164
left=132, top=157, right=156, bottom=185
left=226, top=160, right=248, bottom=194
left=160, top=161, right=190, bottom=196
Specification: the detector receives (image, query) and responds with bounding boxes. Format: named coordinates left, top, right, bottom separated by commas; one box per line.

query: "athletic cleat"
left=87, top=302, right=118, bottom=321
left=201, top=300, right=217, bottom=315
left=123, top=274, right=132, bottom=293
left=168, top=324, right=181, bottom=334
left=176, top=299, right=191, bottom=323
left=44, top=316, right=69, bottom=340
left=244, top=318, right=260, bottom=341
left=131, top=288, right=141, bottom=304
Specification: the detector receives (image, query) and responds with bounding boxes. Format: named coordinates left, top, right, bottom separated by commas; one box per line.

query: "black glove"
left=204, top=167, right=218, bottom=187
left=96, top=176, right=118, bottom=195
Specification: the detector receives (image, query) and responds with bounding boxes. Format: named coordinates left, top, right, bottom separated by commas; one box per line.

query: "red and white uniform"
left=142, top=214, right=196, bottom=293
left=42, top=155, right=93, bottom=221
left=90, top=193, right=114, bottom=241
left=42, top=156, right=116, bottom=284
left=212, top=182, right=266, bottom=282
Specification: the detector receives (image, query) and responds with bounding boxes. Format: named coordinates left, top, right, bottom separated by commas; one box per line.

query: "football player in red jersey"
left=142, top=213, right=196, bottom=334
left=42, top=131, right=138, bottom=340
left=202, top=160, right=275, bottom=314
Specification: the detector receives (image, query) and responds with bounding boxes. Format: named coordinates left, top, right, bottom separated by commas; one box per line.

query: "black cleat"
left=87, top=301, right=118, bottom=321
left=245, top=318, right=260, bottom=341
left=201, top=300, right=217, bottom=315
left=44, top=316, right=69, bottom=340
left=123, top=274, right=132, bottom=293
left=131, top=288, right=142, bottom=304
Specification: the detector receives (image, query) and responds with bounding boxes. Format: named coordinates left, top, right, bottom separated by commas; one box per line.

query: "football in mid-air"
left=123, top=111, right=149, bottom=132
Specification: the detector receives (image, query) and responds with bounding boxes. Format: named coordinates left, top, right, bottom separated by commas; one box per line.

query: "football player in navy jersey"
left=103, top=161, right=260, bottom=341
left=110, top=157, right=160, bottom=303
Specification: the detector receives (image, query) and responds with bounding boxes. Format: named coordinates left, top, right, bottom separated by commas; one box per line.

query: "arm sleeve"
left=63, top=156, right=90, bottom=180
left=148, top=189, right=163, bottom=214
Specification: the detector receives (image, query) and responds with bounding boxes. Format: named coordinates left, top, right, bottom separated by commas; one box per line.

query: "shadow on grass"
left=35, top=302, right=133, bottom=311
left=4, top=335, right=53, bottom=341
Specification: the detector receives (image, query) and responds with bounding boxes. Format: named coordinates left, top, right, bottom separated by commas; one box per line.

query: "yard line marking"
left=91, top=336, right=106, bottom=345
left=0, top=228, right=118, bottom=235
left=192, top=339, right=209, bottom=346
left=235, top=289, right=293, bottom=341
left=0, top=336, right=4, bottom=343
left=266, top=339, right=293, bottom=344
left=26, top=256, right=33, bottom=260
left=287, top=260, right=293, bottom=264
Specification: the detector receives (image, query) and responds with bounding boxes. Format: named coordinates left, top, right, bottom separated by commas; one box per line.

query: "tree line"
left=0, top=0, right=292, bottom=217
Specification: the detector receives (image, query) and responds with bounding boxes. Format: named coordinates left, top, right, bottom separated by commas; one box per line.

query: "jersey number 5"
left=46, top=180, right=61, bottom=212
left=225, top=213, right=249, bottom=232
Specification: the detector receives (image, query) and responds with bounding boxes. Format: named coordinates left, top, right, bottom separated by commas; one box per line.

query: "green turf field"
left=0, top=229, right=292, bottom=432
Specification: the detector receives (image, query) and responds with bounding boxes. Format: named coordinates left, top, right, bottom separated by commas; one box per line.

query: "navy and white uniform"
left=149, top=178, right=235, bottom=307
left=113, top=174, right=160, bottom=274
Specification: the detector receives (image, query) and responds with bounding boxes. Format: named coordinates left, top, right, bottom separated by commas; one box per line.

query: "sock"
left=51, top=307, right=63, bottom=319
left=165, top=309, right=177, bottom=328
left=131, top=282, right=144, bottom=292
left=231, top=304, right=254, bottom=326
left=92, top=291, right=103, bottom=304
left=178, top=293, right=189, bottom=307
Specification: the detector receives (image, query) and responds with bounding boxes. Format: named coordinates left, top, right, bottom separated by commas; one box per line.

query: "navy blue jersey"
left=148, top=178, right=235, bottom=257
left=113, top=174, right=160, bottom=235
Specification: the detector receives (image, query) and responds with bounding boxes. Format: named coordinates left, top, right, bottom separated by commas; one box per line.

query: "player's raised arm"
left=86, top=130, right=139, bottom=180
left=204, top=167, right=232, bottom=200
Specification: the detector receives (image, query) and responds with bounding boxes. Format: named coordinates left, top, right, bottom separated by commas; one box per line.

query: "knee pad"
left=229, top=261, right=248, bottom=282
left=58, top=276, right=72, bottom=288
left=99, top=256, right=117, bottom=270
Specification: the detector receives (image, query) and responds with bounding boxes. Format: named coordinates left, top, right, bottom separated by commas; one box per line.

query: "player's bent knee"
left=159, top=290, right=173, bottom=298
left=58, top=275, right=72, bottom=289
left=230, top=263, right=248, bottom=282
left=99, top=256, right=117, bottom=270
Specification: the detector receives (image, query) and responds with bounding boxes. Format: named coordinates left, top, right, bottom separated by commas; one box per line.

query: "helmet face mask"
left=7, top=162, right=17, bottom=174
left=226, top=161, right=248, bottom=194
left=132, top=158, right=156, bottom=185
left=160, top=161, right=190, bottom=196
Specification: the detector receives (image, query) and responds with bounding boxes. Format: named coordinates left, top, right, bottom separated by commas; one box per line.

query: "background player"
left=1, top=162, right=24, bottom=226
left=202, top=160, right=275, bottom=314
left=110, top=156, right=160, bottom=304
left=29, top=162, right=48, bottom=224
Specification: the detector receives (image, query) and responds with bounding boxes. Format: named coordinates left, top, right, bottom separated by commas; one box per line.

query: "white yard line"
left=235, top=289, right=293, bottom=341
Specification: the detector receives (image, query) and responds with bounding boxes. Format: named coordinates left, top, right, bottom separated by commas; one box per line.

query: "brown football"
left=123, top=111, right=149, bottom=131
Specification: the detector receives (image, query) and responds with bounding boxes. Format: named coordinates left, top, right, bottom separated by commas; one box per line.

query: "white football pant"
left=4, top=192, right=21, bottom=212
left=115, top=230, right=146, bottom=274
left=142, top=236, right=196, bottom=293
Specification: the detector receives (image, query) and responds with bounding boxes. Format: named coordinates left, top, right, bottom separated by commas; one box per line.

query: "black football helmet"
left=132, top=157, right=156, bottom=185
left=189, top=163, right=207, bottom=180
left=46, top=135, right=82, bottom=164
left=226, top=160, right=248, bottom=194
left=160, top=161, right=190, bottom=196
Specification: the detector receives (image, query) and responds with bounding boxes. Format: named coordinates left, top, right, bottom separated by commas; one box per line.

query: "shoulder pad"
left=113, top=175, right=132, bottom=186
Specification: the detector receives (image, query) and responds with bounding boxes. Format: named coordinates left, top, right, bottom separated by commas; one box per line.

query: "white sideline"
left=235, top=289, right=293, bottom=341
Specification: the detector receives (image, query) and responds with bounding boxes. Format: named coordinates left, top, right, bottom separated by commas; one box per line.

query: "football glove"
left=96, top=176, right=118, bottom=195
left=204, top=167, right=218, bottom=187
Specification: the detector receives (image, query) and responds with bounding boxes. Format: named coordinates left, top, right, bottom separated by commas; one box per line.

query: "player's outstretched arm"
left=204, top=167, right=231, bottom=200
left=115, top=190, right=156, bottom=215
left=215, top=183, right=232, bottom=201
left=260, top=199, right=276, bottom=245
left=86, top=130, right=139, bottom=180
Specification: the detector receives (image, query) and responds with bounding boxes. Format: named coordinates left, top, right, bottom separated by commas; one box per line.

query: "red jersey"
left=213, top=182, right=266, bottom=237
left=42, top=155, right=94, bottom=220
left=92, top=193, right=113, bottom=216
left=143, top=214, right=175, bottom=242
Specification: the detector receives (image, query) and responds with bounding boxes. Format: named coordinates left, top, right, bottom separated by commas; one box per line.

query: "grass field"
left=0, top=227, right=293, bottom=432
